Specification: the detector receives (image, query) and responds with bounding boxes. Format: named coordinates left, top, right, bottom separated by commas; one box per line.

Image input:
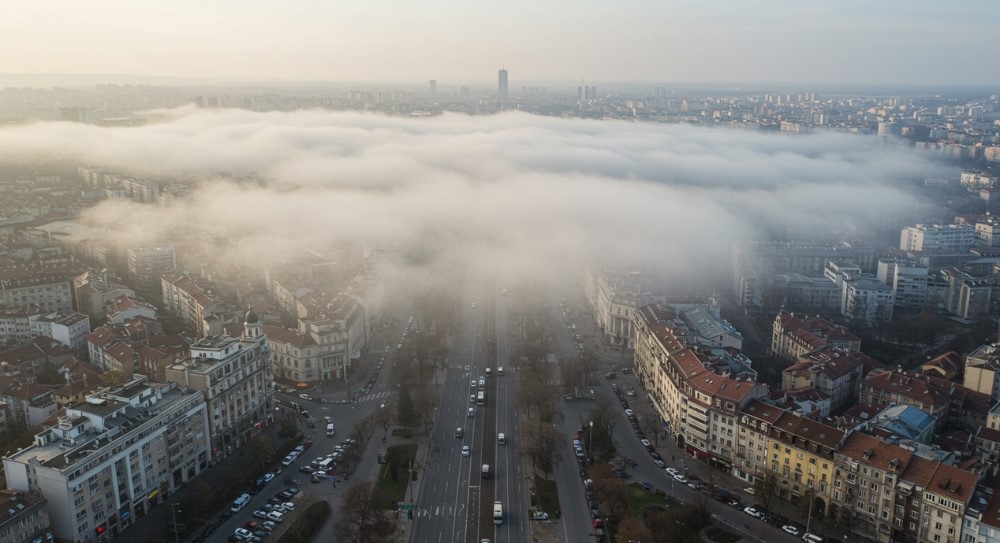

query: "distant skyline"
left=3, top=1, right=999, bottom=86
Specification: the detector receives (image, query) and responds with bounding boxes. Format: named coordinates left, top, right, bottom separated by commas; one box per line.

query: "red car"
left=244, top=521, right=258, bottom=530
left=592, top=518, right=603, bottom=529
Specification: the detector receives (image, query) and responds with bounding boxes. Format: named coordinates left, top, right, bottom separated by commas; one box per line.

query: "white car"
left=640, top=439, right=652, bottom=448
left=468, top=407, right=475, bottom=417
left=267, top=511, right=284, bottom=523
left=665, top=467, right=680, bottom=476
left=743, top=506, right=763, bottom=519
left=281, top=502, right=295, bottom=511
left=625, top=409, right=635, bottom=417
left=802, top=534, right=824, bottom=543
left=782, top=525, right=801, bottom=536
left=673, top=474, right=689, bottom=484
left=462, top=445, right=470, bottom=456
left=234, top=528, right=253, bottom=539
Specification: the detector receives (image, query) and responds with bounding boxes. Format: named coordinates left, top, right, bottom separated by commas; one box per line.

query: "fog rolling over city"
left=0, top=108, right=942, bottom=290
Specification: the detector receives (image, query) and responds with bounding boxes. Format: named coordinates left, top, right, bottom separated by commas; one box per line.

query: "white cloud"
left=0, top=109, right=946, bottom=290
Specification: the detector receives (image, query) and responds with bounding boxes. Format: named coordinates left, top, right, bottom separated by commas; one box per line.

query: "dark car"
left=765, top=513, right=788, bottom=527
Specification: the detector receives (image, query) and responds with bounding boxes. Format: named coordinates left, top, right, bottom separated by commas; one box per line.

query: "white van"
left=231, top=493, right=251, bottom=513
left=498, top=433, right=506, bottom=445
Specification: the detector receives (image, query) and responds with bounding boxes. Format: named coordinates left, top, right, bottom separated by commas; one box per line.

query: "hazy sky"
left=0, top=109, right=943, bottom=287
left=4, top=0, right=997, bottom=85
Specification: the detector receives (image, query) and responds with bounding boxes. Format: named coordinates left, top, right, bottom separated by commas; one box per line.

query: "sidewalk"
left=114, top=423, right=296, bottom=543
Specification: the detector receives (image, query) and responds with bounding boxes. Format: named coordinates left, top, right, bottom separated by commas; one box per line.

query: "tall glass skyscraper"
left=498, top=67, right=508, bottom=100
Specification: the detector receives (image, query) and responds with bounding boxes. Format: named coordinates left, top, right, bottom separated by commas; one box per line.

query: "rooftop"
left=5, top=379, right=198, bottom=471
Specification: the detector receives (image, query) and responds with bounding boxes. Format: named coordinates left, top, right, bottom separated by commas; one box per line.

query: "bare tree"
left=250, top=434, right=275, bottom=471
left=584, top=395, right=618, bottom=462
left=523, top=420, right=565, bottom=479
left=333, top=480, right=396, bottom=543
left=593, top=477, right=630, bottom=526
left=753, top=470, right=778, bottom=512
left=617, top=514, right=653, bottom=543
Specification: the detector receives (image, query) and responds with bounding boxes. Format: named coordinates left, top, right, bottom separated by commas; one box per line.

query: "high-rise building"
left=2, top=377, right=210, bottom=543
left=498, top=67, right=508, bottom=100
left=126, top=244, right=176, bottom=299
left=428, top=80, right=436, bottom=95
left=164, top=309, right=272, bottom=460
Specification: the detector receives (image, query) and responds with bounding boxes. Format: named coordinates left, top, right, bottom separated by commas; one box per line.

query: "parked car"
left=743, top=506, right=764, bottom=519
left=252, top=510, right=269, bottom=520
left=782, top=524, right=802, bottom=536
left=266, top=511, right=284, bottom=523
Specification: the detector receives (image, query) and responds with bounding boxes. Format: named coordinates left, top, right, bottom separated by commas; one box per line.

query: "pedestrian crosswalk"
left=356, top=390, right=393, bottom=404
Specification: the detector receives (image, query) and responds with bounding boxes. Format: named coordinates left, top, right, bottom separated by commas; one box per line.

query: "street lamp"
left=588, top=421, right=594, bottom=463
left=805, top=482, right=815, bottom=535
left=170, top=503, right=181, bottom=543
left=406, top=460, right=414, bottom=502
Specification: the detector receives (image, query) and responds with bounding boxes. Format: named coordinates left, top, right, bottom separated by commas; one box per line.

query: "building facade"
left=164, top=310, right=272, bottom=460
left=2, top=378, right=209, bottom=543
left=0, top=490, right=52, bottom=543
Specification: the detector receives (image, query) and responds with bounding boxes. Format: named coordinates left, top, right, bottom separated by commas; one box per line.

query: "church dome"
left=245, top=307, right=260, bottom=324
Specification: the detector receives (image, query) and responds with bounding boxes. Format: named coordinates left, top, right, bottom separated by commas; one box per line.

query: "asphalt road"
left=411, top=286, right=531, bottom=543
left=411, top=290, right=485, bottom=543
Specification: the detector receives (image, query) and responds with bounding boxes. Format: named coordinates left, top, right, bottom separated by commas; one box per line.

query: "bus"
left=477, top=391, right=485, bottom=405
left=493, top=501, right=503, bottom=524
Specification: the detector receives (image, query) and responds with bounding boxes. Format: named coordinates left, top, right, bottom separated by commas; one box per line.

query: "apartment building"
left=584, top=267, right=646, bottom=349
left=160, top=272, right=227, bottom=337
left=2, top=377, right=209, bottom=543
left=877, top=259, right=928, bottom=310
left=126, top=245, right=175, bottom=299
left=0, top=490, right=52, bottom=543
left=832, top=432, right=914, bottom=542
left=0, top=305, right=47, bottom=346
left=104, top=297, right=156, bottom=326
left=0, top=378, right=57, bottom=427
left=965, top=344, right=1000, bottom=400
left=900, top=224, right=978, bottom=253
left=87, top=318, right=164, bottom=373
left=841, top=275, right=895, bottom=324
left=860, top=370, right=951, bottom=430
left=781, top=349, right=868, bottom=411
left=30, top=312, right=91, bottom=350
left=768, top=412, right=844, bottom=513
left=250, top=320, right=349, bottom=383
left=164, top=310, right=272, bottom=460
left=0, top=276, right=74, bottom=313
left=734, top=399, right=783, bottom=483
left=634, top=304, right=768, bottom=475
left=771, top=311, right=861, bottom=361
left=73, top=273, right=135, bottom=325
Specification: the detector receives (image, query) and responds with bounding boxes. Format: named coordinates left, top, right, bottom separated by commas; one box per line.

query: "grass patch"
left=533, top=476, right=561, bottom=515
left=391, top=428, right=414, bottom=438
left=371, top=444, right=418, bottom=509
left=627, top=483, right=670, bottom=517
left=705, top=526, right=741, bottom=543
